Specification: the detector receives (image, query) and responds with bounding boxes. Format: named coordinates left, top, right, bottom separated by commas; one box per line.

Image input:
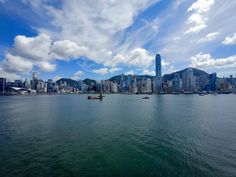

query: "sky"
left=0, top=0, right=236, bottom=81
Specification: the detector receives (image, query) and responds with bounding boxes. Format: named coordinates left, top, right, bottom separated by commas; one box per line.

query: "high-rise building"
left=182, top=68, right=196, bottom=92
left=173, top=73, right=181, bottom=92
left=36, top=79, right=47, bottom=93
left=32, top=72, right=38, bottom=89
left=209, top=73, right=217, bottom=91
left=155, top=54, right=162, bottom=92
left=111, top=82, right=118, bottom=93
left=0, top=78, right=6, bottom=94
left=146, top=78, right=152, bottom=93
left=24, top=79, right=31, bottom=89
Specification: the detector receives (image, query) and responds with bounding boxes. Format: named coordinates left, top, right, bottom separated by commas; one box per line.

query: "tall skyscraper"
left=182, top=68, right=196, bottom=92
left=209, top=73, right=217, bottom=91
left=32, top=72, right=38, bottom=90
left=0, top=78, right=6, bottom=94
left=173, top=73, right=181, bottom=92
left=155, top=54, right=162, bottom=92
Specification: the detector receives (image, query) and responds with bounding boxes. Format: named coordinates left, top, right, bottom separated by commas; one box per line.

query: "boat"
left=87, top=96, right=103, bottom=99
left=87, top=92, right=104, bottom=100
left=142, top=96, right=149, bottom=99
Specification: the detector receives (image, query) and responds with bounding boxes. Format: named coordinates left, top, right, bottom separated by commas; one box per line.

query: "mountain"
left=56, top=78, right=79, bottom=86
left=109, top=74, right=154, bottom=83
left=163, top=67, right=209, bottom=82
left=83, top=78, right=97, bottom=86
left=56, top=67, right=209, bottom=87
left=56, top=78, right=97, bottom=87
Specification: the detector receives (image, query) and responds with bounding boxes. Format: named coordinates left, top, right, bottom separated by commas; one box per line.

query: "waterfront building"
left=103, top=80, right=111, bottom=93
left=46, top=79, right=54, bottom=93
left=209, top=73, right=217, bottom=92
left=111, top=82, right=118, bottom=93
left=13, top=80, right=23, bottom=88
left=155, top=54, right=162, bottom=92
left=37, top=80, right=47, bottom=93
left=182, top=68, right=196, bottom=92
left=173, top=73, right=181, bottom=92
left=0, top=77, right=6, bottom=94
left=146, top=78, right=152, bottom=93
left=24, top=79, right=31, bottom=89
left=166, top=80, right=173, bottom=93
left=140, top=78, right=152, bottom=94
left=32, top=72, right=38, bottom=89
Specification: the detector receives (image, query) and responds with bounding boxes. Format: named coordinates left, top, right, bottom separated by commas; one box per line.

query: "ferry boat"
left=87, top=92, right=104, bottom=100
left=142, top=96, right=150, bottom=99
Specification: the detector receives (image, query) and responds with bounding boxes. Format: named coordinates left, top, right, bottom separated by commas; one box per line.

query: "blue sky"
left=0, top=0, right=236, bottom=81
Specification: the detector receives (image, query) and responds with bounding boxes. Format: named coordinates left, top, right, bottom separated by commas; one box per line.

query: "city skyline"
left=0, top=0, right=236, bottom=81
left=1, top=53, right=235, bottom=95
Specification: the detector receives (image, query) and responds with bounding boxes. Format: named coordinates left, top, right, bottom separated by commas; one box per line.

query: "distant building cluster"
left=1, top=54, right=236, bottom=95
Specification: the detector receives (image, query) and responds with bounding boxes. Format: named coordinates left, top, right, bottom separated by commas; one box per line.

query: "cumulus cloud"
left=106, top=48, right=154, bottom=68
left=125, top=70, right=135, bottom=75
left=142, top=69, right=155, bottom=75
left=2, top=53, right=33, bottom=72
left=51, top=40, right=88, bottom=60
left=0, top=34, right=89, bottom=79
left=185, top=0, right=215, bottom=34
left=92, top=68, right=109, bottom=75
left=0, top=1, right=162, bottom=80
left=198, top=32, right=220, bottom=43
left=0, top=66, right=20, bottom=81
left=53, top=75, right=62, bottom=82
left=188, top=0, right=215, bottom=13
left=222, top=33, right=236, bottom=45
left=190, top=53, right=236, bottom=69
left=71, top=70, right=84, bottom=80
left=92, top=67, right=122, bottom=75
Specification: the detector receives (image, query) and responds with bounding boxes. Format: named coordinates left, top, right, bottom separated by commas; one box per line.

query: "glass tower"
left=155, top=54, right=162, bottom=92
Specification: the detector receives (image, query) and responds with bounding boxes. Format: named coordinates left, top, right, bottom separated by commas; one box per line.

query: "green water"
left=0, top=94, right=236, bottom=177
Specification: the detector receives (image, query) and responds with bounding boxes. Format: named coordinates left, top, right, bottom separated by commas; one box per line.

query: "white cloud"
left=12, top=34, right=52, bottom=61
left=198, top=32, right=220, bottom=43
left=222, top=33, right=236, bottom=45
left=72, top=70, right=84, bottom=80
left=106, top=48, right=154, bottom=68
left=142, top=69, right=155, bottom=75
left=2, top=53, right=33, bottom=72
left=53, top=75, right=62, bottom=82
left=159, top=1, right=236, bottom=66
left=109, top=67, right=122, bottom=73
left=92, top=68, right=109, bottom=75
left=36, top=61, right=56, bottom=72
left=188, top=0, right=215, bottom=13
left=190, top=53, right=236, bottom=69
left=0, top=66, right=20, bottom=81
left=0, top=1, right=162, bottom=80
left=185, top=0, right=215, bottom=34
left=92, top=67, right=121, bottom=75
left=125, top=70, right=135, bottom=75
left=51, top=40, right=88, bottom=60
left=35, top=0, right=160, bottom=62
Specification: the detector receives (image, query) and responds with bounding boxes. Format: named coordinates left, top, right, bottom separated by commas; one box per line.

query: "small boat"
left=142, top=96, right=149, bottom=99
left=87, top=92, right=104, bottom=100
left=87, top=96, right=103, bottom=100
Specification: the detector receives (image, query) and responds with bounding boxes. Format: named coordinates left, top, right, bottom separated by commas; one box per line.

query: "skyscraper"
left=173, top=73, right=181, bottom=92
left=209, top=73, right=217, bottom=91
left=155, top=54, right=162, bottom=92
left=32, top=72, right=38, bottom=89
left=182, top=68, right=196, bottom=92
left=0, top=78, right=6, bottom=94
